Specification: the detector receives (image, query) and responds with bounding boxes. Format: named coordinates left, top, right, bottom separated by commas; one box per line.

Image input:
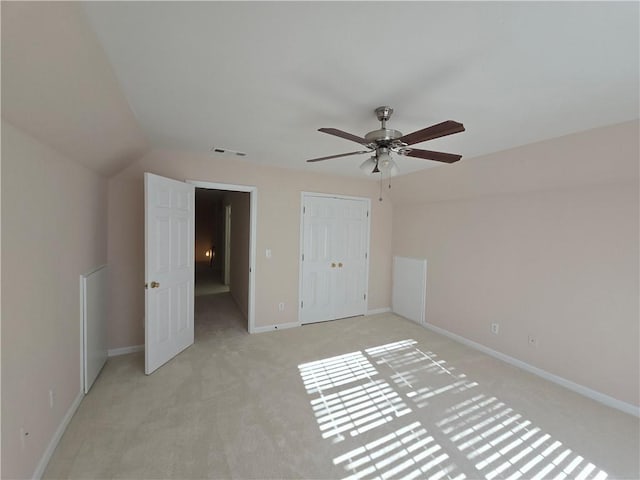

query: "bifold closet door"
left=300, top=195, right=368, bottom=324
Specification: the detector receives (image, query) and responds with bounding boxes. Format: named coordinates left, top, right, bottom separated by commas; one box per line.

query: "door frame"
left=224, top=204, right=232, bottom=286
left=298, top=192, right=371, bottom=324
left=187, top=180, right=257, bottom=333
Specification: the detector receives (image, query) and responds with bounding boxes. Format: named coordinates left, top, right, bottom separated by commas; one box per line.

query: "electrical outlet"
left=49, top=389, right=55, bottom=409
left=491, top=323, right=499, bottom=335
left=278, top=302, right=285, bottom=312
left=528, top=335, right=538, bottom=348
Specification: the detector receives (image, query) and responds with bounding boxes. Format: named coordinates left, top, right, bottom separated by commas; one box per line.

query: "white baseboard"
left=33, top=390, right=84, bottom=479
left=107, top=344, right=144, bottom=357
left=251, top=322, right=300, bottom=334
left=367, top=307, right=391, bottom=315
left=422, top=321, right=640, bottom=418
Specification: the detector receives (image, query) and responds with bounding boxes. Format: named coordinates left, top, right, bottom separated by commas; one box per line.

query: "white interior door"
left=145, top=173, right=195, bottom=375
left=300, top=195, right=369, bottom=324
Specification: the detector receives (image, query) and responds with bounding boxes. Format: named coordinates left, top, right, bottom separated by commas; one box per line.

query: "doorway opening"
left=195, top=189, right=229, bottom=296
left=190, top=181, right=257, bottom=334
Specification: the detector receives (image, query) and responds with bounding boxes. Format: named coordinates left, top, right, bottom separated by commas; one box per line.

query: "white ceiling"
left=76, top=2, right=638, bottom=178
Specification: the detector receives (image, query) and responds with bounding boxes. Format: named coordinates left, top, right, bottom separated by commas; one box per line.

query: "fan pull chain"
left=379, top=174, right=383, bottom=202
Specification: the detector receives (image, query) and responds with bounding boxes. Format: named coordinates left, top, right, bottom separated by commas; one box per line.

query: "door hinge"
left=364, top=293, right=367, bottom=300
left=365, top=252, right=368, bottom=259
left=303, top=206, right=306, bottom=214
left=302, top=253, right=304, bottom=261
left=366, top=210, right=369, bottom=218
left=301, top=300, right=304, bottom=308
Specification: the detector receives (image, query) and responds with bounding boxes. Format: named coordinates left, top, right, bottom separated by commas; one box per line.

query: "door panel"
left=302, top=201, right=335, bottom=323
left=333, top=199, right=367, bottom=319
left=145, top=173, right=195, bottom=375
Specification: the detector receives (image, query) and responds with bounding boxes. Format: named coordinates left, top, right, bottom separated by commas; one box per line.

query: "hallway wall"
left=225, top=191, right=250, bottom=319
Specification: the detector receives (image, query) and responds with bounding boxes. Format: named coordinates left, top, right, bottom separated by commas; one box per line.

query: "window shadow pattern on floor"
left=299, top=339, right=608, bottom=480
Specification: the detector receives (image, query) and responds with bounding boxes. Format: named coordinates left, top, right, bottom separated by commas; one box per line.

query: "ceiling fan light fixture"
left=376, top=147, right=399, bottom=176
left=379, top=158, right=399, bottom=176
left=377, top=147, right=392, bottom=164
left=359, top=156, right=378, bottom=175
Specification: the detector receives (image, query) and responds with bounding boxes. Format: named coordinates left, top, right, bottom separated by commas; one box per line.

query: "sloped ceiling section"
left=1, top=2, right=149, bottom=176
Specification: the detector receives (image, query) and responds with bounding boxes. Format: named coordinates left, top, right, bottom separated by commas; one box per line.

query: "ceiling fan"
left=306, top=106, right=465, bottom=176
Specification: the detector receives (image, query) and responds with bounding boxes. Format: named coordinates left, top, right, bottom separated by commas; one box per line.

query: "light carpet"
left=43, top=293, right=639, bottom=479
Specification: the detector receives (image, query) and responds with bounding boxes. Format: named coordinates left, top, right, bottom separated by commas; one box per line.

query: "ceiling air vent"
left=210, top=146, right=247, bottom=157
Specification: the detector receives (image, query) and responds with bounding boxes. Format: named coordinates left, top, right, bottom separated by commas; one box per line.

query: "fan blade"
left=399, top=121, right=465, bottom=146
left=318, top=128, right=368, bottom=145
left=403, top=148, right=462, bottom=163
left=306, top=150, right=371, bottom=162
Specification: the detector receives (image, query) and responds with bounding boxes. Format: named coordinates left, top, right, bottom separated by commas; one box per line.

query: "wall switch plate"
left=491, top=323, right=499, bottom=335
left=528, top=335, right=538, bottom=348
left=278, top=302, right=285, bottom=312
left=266, top=249, right=272, bottom=258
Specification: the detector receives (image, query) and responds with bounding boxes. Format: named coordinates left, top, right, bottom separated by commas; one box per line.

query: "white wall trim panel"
left=82, top=264, right=108, bottom=394
left=392, top=256, right=427, bottom=325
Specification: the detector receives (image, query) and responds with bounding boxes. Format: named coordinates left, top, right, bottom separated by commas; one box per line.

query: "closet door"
left=332, top=198, right=368, bottom=319
left=300, top=195, right=369, bottom=324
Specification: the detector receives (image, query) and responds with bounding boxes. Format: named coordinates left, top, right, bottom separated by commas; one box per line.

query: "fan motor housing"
left=364, top=128, right=404, bottom=146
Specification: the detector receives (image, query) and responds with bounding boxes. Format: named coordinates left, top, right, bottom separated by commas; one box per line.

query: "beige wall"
left=225, top=191, right=251, bottom=319
left=1, top=2, right=149, bottom=176
left=391, top=121, right=639, bottom=407
left=107, top=150, right=393, bottom=348
left=1, top=121, right=108, bottom=478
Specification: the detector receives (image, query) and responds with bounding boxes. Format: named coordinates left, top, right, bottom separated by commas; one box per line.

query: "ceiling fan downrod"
left=365, top=106, right=404, bottom=146
left=375, top=106, right=394, bottom=129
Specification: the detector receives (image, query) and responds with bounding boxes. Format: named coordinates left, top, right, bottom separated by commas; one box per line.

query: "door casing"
left=187, top=180, right=257, bottom=333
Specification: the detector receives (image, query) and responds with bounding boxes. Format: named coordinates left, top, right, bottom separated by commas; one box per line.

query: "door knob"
left=331, top=262, right=336, bottom=268
left=338, top=262, right=343, bottom=268
left=150, top=281, right=160, bottom=288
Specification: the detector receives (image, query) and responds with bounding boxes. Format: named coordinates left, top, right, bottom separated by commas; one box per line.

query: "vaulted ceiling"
left=3, top=2, right=638, bottom=178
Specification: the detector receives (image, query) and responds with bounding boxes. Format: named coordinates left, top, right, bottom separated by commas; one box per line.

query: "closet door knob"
left=338, top=262, right=343, bottom=268
left=331, top=263, right=336, bottom=268
left=151, top=281, right=160, bottom=288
